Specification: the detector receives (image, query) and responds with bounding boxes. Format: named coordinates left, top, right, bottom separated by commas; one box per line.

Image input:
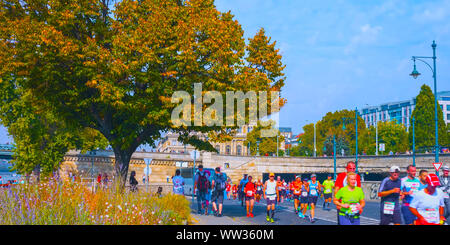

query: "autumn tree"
left=0, top=0, right=286, bottom=186
left=359, top=121, right=409, bottom=155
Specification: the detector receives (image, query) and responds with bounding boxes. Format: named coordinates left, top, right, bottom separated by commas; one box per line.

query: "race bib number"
left=310, top=189, right=317, bottom=196
left=267, top=195, right=276, bottom=201
left=422, top=208, right=439, bottom=224
left=294, top=190, right=300, bottom=195
left=247, top=191, right=253, bottom=196
left=410, top=182, right=420, bottom=194
left=444, top=193, right=450, bottom=199
left=383, top=202, right=395, bottom=215
left=302, top=191, right=308, bottom=197
left=325, top=189, right=331, bottom=193
left=349, top=203, right=359, bottom=215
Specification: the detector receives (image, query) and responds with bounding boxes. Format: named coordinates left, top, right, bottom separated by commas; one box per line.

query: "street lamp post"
left=256, top=139, right=260, bottom=156
left=89, top=150, right=96, bottom=193
left=410, top=40, right=439, bottom=174
left=412, top=116, right=416, bottom=167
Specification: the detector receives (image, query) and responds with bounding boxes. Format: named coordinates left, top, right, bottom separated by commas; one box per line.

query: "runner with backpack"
left=194, top=165, right=210, bottom=215
left=211, top=167, right=227, bottom=217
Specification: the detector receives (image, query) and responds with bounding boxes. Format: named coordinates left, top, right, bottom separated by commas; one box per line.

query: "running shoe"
left=218, top=213, right=223, bottom=217
left=298, top=212, right=304, bottom=218
left=266, top=215, right=270, bottom=222
left=311, top=218, right=316, bottom=223
left=250, top=213, right=254, bottom=218
left=247, top=213, right=250, bottom=218
left=270, top=218, right=274, bottom=223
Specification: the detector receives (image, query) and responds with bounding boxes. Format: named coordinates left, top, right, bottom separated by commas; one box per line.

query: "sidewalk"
left=190, top=213, right=248, bottom=225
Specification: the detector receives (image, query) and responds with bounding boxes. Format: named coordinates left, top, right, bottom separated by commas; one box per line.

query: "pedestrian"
left=439, top=165, right=450, bottom=223
left=129, top=171, right=138, bottom=192
left=142, top=174, right=146, bottom=184
left=322, top=174, right=335, bottom=210
left=232, top=184, right=238, bottom=200
left=103, top=173, right=109, bottom=189
left=334, top=172, right=365, bottom=225
left=172, top=169, right=185, bottom=195
left=211, top=167, right=226, bottom=217
left=226, top=180, right=231, bottom=200
left=400, top=165, right=422, bottom=225
left=409, top=173, right=446, bottom=225
left=292, top=175, right=302, bottom=215
left=308, top=174, right=322, bottom=223
left=264, top=173, right=279, bottom=223
left=97, top=173, right=102, bottom=189
left=194, top=165, right=210, bottom=215
left=239, top=174, right=249, bottom=207
left=299, top=177, right=309, bottom=219
left=244, top=175, right=256, bottom=218
left=378, top=166, right=402, bottom=225
left=334, top=161, right=361, bottom=224
left=255, top=178, right=263, bottom=203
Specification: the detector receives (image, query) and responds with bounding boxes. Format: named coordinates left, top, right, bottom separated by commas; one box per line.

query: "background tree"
left=408, top=84, right=448, bottom=152
left=245, top=121, right=284, bottom=156
left=0, top=75, right=108, bottom=180
left=0, top=0, right=286, bottom=186
left=359, top=121, right=408, bottom=155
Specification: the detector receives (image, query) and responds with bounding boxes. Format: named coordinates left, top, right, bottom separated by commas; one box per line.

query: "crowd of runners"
left=187, top=161, right=450, bottom=225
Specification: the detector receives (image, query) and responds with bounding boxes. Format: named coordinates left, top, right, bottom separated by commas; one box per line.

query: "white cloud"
left=345, top=24, right=383, bottom=54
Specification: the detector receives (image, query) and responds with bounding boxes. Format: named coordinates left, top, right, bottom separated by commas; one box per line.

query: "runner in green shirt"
left=334, top=172, right=365, bottom=225
left=322, top=174, right=335, bottom=210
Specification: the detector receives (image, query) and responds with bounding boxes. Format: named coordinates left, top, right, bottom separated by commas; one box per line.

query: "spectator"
left=172, top=169, right=185, bottom=195
left=194, top=165, right=210, bottom=215
left=129, top=171, right=138, bottom=192
left=102, top=173, right=109, bottom=189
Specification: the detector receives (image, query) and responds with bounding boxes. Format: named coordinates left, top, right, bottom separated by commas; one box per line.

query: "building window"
left=226, top=145, right=231, bottom=155
left=447, top=105, right=450, bottom=111
left=447, top=114, right=450, bottom=120
left=237, top=145, right=242, bottom=156
left=215, top=145, right=220, bottom=154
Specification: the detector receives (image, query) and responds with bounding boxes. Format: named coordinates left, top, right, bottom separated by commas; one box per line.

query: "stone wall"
left=59, top=150, right=449, bottom=185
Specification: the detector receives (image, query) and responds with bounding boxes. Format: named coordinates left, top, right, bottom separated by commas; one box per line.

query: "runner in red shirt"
left=292, top=176, right=303, bottom=215
left=244, top=176, right=257, bottom=217
left=226, top=181, right=232, bottom=199
left=334, top=161, right=362, bottom=224
left=232, top=184, right=238, bottom=200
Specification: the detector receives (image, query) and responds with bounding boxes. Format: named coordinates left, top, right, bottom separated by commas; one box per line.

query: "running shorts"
left=309, top=196, right=318, bottom=205
left=245, top=196, right=255, bottom=201
left=380, top=206, right=402, bottom=225
left=324, top=193, right=332, bottom=200
left=300, top=196, right=309, bottom=204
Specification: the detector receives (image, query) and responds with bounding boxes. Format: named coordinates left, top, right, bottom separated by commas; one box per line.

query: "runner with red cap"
left=409, top=173, right=446, bottom=225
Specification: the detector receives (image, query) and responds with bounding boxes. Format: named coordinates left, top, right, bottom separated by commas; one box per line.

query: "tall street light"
left=342, top=107, right=359, bottom=173
left=410, top=40, right=439, bottom=173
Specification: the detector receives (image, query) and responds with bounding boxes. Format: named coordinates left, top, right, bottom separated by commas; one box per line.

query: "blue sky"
left=1, top=0, right=450, bottom=144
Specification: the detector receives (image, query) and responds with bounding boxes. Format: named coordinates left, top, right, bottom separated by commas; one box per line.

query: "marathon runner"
left=409, top=173, right=446, bottom=225
left=334, top=161, right=361, bottom=224
left=378, top=166, right=402, bottom=225
left=307, top=174, right=322, bottom=223
left=226, top=181, right=232, bottom=200
left=439, top=165, right=450, bottom=223
left=255, top=179, right=263, bottom=203
left=264, top=173, right=279, bottom=223
left=232, top=184, right=238, bottom=200
left=322, top=174, right=335, bottom=210
left=334, top=172, right=365, bottom=225
left=299, top=177, right=309, bottom=219
left=289, top=181, right=295, bottom=202
left=244, top=176, right=256, bottom=218
left=418, top=169, right=429, bottom=190
left=400, top=165, right=421, bottom=225
left=292, top=175, right=302, bottom=215
left=239, top=174, right=249, bottom=207
left=276, top=176, right=284, bottom=203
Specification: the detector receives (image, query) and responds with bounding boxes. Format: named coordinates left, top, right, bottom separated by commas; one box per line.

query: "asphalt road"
left=189, top=195, right=381, bottom=225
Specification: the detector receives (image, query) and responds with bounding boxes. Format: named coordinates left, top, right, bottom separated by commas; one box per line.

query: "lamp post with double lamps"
left=410, top=40, right=440, bottom=174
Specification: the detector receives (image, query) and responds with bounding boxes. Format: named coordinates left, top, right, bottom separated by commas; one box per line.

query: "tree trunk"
left=112, top=147, right=132, bottom=191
